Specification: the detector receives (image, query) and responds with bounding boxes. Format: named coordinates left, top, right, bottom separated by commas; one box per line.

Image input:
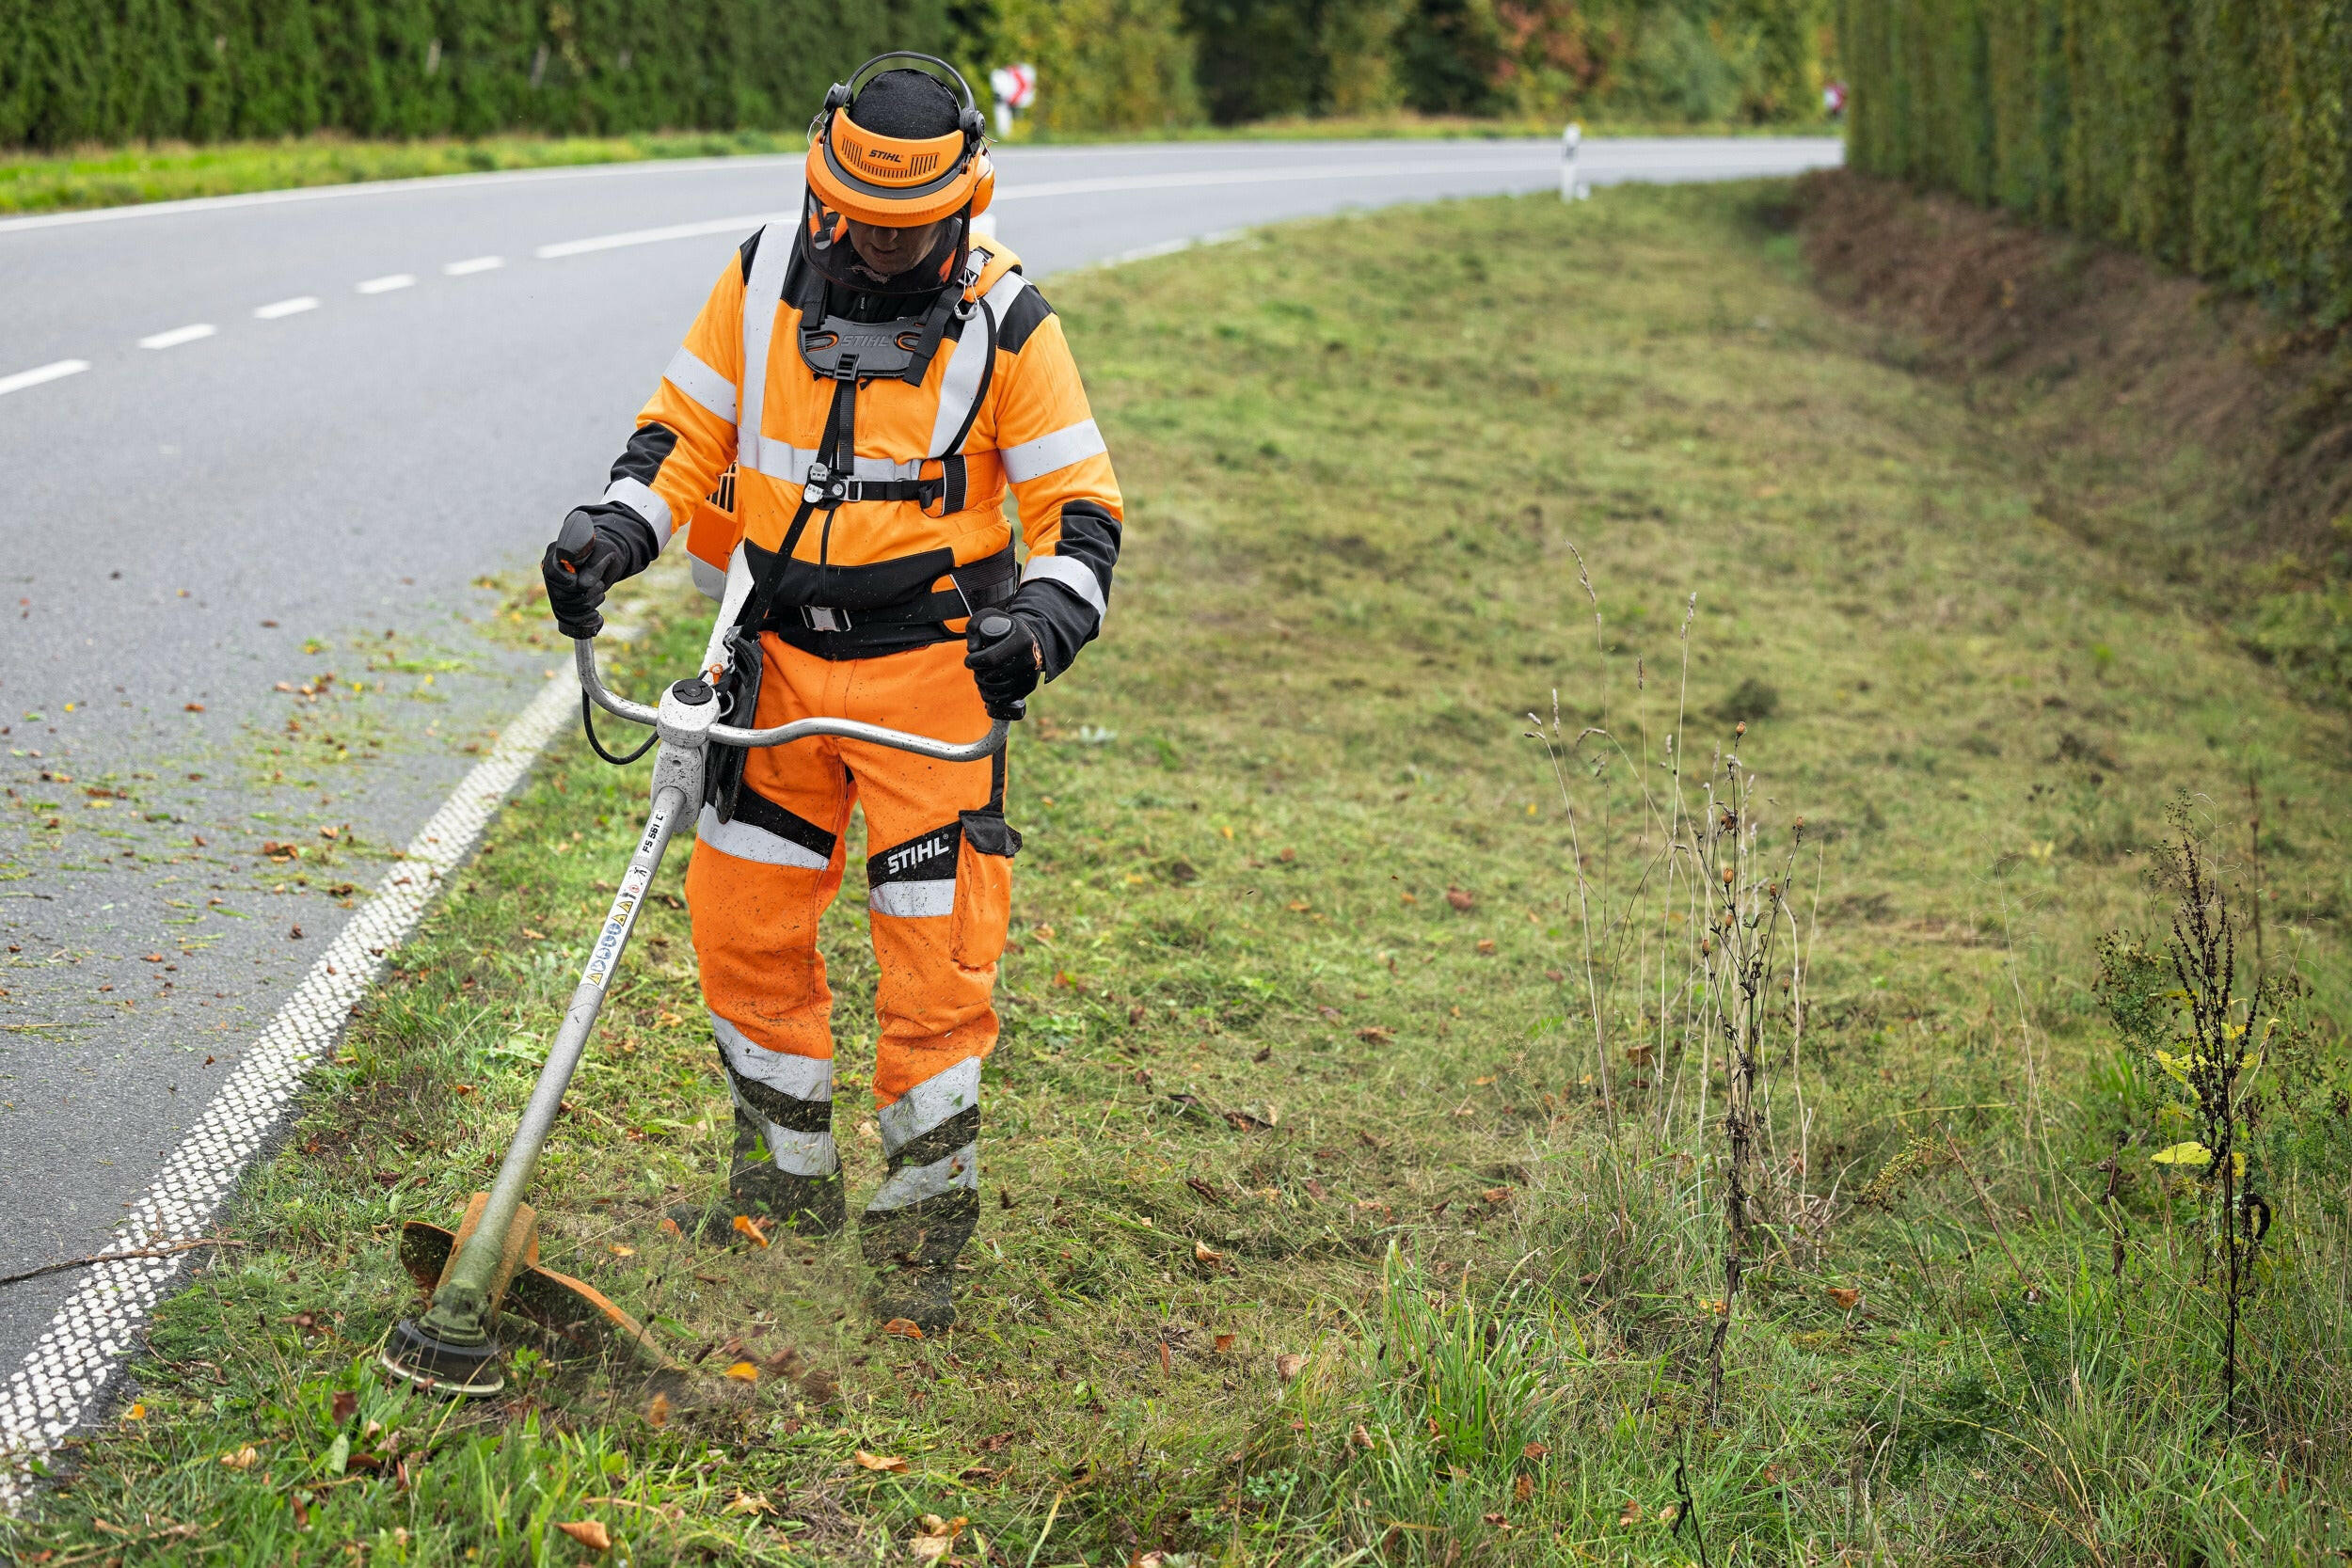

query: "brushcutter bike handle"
left=968, top=610, right=1030, bottom=723
left=571, top=637, right=1009, bottom=762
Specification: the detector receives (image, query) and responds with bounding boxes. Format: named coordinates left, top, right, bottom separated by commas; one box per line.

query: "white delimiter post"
left=1561, top=122, right=1589, bottom=200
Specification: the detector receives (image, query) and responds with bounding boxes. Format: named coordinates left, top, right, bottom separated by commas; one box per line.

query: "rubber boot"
left=859, top=1187, right=977, bottom=1333
left=669, top=1106, right=846, bottom=1244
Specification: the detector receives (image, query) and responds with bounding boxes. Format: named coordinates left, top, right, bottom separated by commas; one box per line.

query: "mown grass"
left=8, top=184, right=2352, bottom=1564
left=0, top=117, right=1822, bottom=217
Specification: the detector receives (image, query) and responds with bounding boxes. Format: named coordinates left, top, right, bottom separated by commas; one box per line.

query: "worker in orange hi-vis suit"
left=541, top=55, right=1120, bottom=1331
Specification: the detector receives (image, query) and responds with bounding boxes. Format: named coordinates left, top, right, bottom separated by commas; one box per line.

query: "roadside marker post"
left=1561, top=122, right=1589, bottom=200
left=991, top=64, right=1037, bottom=137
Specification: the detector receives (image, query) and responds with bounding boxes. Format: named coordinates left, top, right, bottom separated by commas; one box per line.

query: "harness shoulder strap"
left=739, top=223, right=792, bottom=474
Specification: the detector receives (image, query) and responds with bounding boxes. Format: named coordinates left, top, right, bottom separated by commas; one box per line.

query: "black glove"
left=542, top=507, right=655, bottom=639
left=964, top=610, right=1044, bottom=719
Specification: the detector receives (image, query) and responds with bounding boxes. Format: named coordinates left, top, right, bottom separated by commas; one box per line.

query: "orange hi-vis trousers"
left=682, top=634, right=1009, bottom=1237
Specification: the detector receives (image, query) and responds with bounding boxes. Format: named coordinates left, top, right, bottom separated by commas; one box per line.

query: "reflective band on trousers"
left=696, top=803, right=831, bottom=870
left=1001, top=418, right=1105, bottom=483
left=755, top=1124, right=839, bottom=1177
left=868, top=1141, right=977, bottom=1210
left=869, top=879, right=956, bottom=920
left=879, top=1056, right=980, bottom=1156
left=1023, top=552, right=1105, bottom=618
left=713, top=1014, right=836, bottom=1101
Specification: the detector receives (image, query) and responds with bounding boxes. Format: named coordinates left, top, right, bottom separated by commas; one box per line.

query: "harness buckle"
left=803, top=461, right=848, bottom=507
left=799, top=606, right=853, bottom=632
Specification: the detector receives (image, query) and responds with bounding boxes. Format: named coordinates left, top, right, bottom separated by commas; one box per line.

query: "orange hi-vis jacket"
left=600, top=228, right=1122, bottom=659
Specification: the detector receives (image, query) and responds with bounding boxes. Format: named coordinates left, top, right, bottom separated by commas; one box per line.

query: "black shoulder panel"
left=739, top=229, right=762, bottom=285
left=995, top=284, right=1055, bottom=356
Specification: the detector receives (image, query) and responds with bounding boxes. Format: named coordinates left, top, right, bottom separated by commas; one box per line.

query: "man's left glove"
left=542, top=507, right=657, bottom=639
left=964, top=610, right=1045, bottom=718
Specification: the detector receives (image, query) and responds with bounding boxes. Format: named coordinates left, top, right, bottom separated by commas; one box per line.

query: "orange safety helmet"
left=804, top=54, right=996, bottom=230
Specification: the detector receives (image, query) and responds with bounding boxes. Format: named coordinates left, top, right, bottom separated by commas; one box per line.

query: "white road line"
left=527, top=159, right=1560, bottom=260
left=535, top=213, right=790, bottom=260
left=357, top=273, right=415, bottom=294
left=0, top=359, right=90, bottom=398
left=253, top=295, right=320, bottom=320
left=0, top=670, right=580, bottom=1512
left=443, top=256, right=504, bottom=276
left=136, top=324, right=216, bottom=351
left=993, top=157, right=1555, bottom=204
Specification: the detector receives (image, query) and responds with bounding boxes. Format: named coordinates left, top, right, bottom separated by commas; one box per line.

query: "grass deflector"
left=378, top=626, right=1010, bottom=1398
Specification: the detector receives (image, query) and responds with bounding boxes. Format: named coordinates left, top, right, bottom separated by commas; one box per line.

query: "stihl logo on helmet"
left=805, top=53, right=996, bottom=230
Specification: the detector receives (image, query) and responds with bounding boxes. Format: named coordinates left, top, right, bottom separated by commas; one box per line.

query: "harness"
left=732, top=228, right=1011, bottom=651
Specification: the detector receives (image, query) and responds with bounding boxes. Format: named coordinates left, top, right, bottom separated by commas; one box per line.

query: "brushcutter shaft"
left=432, top=781, right=688, bottom=1319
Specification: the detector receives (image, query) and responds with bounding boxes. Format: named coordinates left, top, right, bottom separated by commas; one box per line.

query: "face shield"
left=798, top=190, right=969, bottom=298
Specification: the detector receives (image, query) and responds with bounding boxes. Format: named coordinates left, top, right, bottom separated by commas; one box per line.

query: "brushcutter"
left=380, top=610, right=1013, bottom=1398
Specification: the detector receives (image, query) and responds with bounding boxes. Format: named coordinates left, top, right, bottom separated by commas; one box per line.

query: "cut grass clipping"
left=10, top=184, right=2351, bottom=1563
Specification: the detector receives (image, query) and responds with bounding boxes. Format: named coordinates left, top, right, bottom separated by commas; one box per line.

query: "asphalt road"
left=0, top=135, right=1840, bottom=1395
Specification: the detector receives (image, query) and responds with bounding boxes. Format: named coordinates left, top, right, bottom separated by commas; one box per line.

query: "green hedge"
left=1839, top=0, right=2352, bottom=324
left=0, top=0, right=952, bottom=150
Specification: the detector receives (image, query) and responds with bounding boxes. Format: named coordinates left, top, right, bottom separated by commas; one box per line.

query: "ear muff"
left=966, top=153, right=995, bottom=218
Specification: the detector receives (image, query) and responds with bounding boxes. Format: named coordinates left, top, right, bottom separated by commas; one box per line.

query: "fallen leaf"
left=659, top=1216, right=683, bottom=1238
left=643, top=1391, right=670, bottom=1428
left=882, top=1318, right=926, bottom=1340
left=331, top=1390, right=358, bottom=1424
left=1445, top=886, right=1475, bottom=911
left=1658, top=1502, right=1681, bottom=1524
left=721, top=1491, right=776, bottom=1516
left=183, top=702, right=205, bottom=712
left=732, top=1213, right=771, bottom=1247
left=1471, top=1074, right=1496, bottom=1086
left=1349, top=1423, right=1373, bottom=1449
left=1827, top=1286, right=1861, bottom=1310
left=1522, top=1442, right=1550, bottom=1461
left=1357, top=1026, right=1393, bottom=1045
left=1515, top=1473, right=1534, bottom=1503
left=1764, top=1464, right=1785, bottom=1485
left=979, top=1431, right=1014, bottom=1452
left=522, top=927, right=548, bottom=942
left=723, top=1361, right=759, bottom=1383
left=453, top=1084, right=474, bottom=1097
left=609, top=1243, right=635, bottom=1258
left=553, top=1519, right=612, bottom=1551
left=1214, top=1333, right=1235, bottom=1354
left=1185, top=1177, right=1222, bottom=1205
left=124, top=1402, right=146, bottom=1420
left=219, top=1445, right=259, bottom=1470
left=1618, top=1499, right=1644, bottom=1526
left=1476, top=939, right=1497, bottom=954
left=1275, top=1353, right=1307, bottom=1381
left=1483, top=1512, right=1507, bottom=1527
left=1482, top=1186, right=1512, bottom=1204
left=854, top=1450, right=910, bottom=1473
left=1194, top=1240, right=1227, bottom=1271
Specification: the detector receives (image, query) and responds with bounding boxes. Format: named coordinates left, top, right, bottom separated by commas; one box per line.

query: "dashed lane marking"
left=252, top=295, right=320, bottom=320
left=356, top=274, right=415, bottom=294
left=135, top=324, right=215, bottom=351
left=443, top=256, right=504, bottom=276
left=0, top=670, right=580, bottom=1512
left=0, top=359, right=90, bottom=398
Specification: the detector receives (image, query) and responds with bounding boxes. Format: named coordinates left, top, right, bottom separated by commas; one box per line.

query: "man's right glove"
left=542, top=507, right=655, bottom=639
left=964, top=610, right=1044, bottom=719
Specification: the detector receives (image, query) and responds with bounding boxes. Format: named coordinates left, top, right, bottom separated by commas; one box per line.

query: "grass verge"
left=0, top=117, right=1829, bottom=218
left=7, top=184, right=2349, bottom=1564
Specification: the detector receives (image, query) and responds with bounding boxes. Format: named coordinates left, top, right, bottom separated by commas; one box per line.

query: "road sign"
left=991, top=64, right=1037, bottom=110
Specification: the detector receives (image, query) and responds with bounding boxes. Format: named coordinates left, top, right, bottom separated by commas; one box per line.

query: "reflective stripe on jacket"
left=604, top=230, right=1122, bottom=641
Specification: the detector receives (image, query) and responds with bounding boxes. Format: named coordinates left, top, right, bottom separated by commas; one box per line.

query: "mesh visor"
left=798, top=188, right=968, bottom=299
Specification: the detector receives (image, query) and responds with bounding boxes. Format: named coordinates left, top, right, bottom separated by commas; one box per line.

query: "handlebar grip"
left=556, top=508, right=598, bottom=568
left=969, top=611, right=1026, bottom=721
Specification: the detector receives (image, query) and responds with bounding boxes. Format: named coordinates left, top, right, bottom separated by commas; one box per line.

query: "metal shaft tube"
left=421, top=781, right=687, bottom=1335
